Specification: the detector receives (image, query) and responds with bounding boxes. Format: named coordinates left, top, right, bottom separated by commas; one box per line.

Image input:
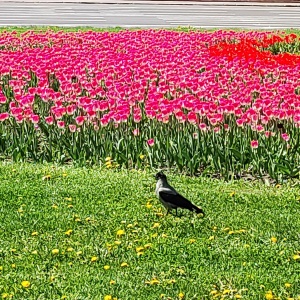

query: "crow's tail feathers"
left=191, top=204, right=205, bottom=215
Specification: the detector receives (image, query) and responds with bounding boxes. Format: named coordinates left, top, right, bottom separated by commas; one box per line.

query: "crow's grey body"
left=155, top=172, right=204, bottom=215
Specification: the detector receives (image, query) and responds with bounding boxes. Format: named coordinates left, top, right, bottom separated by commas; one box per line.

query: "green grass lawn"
left=0, top=163, right=300, bottom=299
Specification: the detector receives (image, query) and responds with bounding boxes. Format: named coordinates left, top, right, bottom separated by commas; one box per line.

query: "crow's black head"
left=155, top=171, right=167, bottom=180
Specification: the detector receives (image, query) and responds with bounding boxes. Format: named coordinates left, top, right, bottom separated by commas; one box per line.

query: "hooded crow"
left=155, top=171, right=204, bottom=216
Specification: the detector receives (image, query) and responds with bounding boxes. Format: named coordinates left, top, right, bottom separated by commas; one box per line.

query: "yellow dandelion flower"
left=11, top=264, right=16, bottom=268
left=50, top=276, right=55, bottom=282
left=121, top=262, right=128, bottom=267
left=151, top=233, right=158, bottom=238
left=139, top=154, right=145, bottom=160
left=52, top=204, right=58, bottom=209
left=210, top=290, right=218, bottom=295
left=244, top=244, right=250, bottom=248
left=61, top=296, right=67, bottom=300
left=62, top=173, right=67, bottom=177
left=104, top=265, right=110, bottom=270
left=212, top=226, right=218, bottom=231
left=110, top=280, right=116, bottom=285
left=228, top=230, right=235, bottom=235
left=160, top=294, right=166, bottom=298
left=144, top=243, right=152, bottom=249
left=229, top=191, right=235, bottom=197
left=223, top=289, right=231, bottom=294
left=21, top=280, right=30, bottom=288
left=293, top=254, right=300, bottom=260
left=65, top=197, right=72, bottom=201
left=76, top=251, right=82, bottom=255
left=105, top=157, right=112, bottom=162
left=235, top=295, right=242, bottom=299
left=91, top=256, right=98, bottom=262
left=271, top=237, right=277, bottom=243
left=52, top=249, right=59, bottom=255
left=156, top=212, right=164, bottom=217
left=32, top=250, right=38, bottom=255
left=285, top=283, right=291, bottom=288
left=0, top=266, right=3, bottom=271
left=116, top=229, right=125, bottom=237
left=114, top=241, right=121, bottom=245
left=208, top=236, right=215, bottom=241
left=136, top=246, right=144, bottom=252
left=10, top=249, right=16, bottom=252
left=2, top=293, right=9, bottom=299
left=31, top=231, right=38, bottom=236
left=223, top=227, right=230, bottom=231
left=178, top=292, right=184, bottom=299
left=66, top=247, right=74, bottom=252
left=265, top=291, right=274, bottom=300
left=104, top=296, right=112, bottom=300
left=189, top=238, right=196, bottom=244
left=65, top=229, right=73, bottom=236
left=161, top=233, right=168, bottom=238
left=127, top=223, right=133, bottom=228
left=148, top=278, right=160, bottom=285
left=146, top=202, right=152, bottom=209
left=67, top=204, right=73, bottom=208
left=152, top=222, right=160, bottom=228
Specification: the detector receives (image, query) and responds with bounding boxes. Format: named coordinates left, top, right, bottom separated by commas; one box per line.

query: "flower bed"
left=0, top=29, right=300, bottom=180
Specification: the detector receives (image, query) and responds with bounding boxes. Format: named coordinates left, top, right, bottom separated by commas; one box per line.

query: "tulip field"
left=0, top=29, right=300, bottom=180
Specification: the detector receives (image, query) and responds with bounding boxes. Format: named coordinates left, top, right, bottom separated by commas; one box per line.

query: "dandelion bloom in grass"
left=285, top=283, right=291, bottom=288
left=250, top=140, right=259, bottom=149
left=116, top=229, right=125, bottom=237
left=21, top=280, right=30, bottom=288
left=52, top=249, right=59, bottom=255
left=31, top=231, right=38, bottom=236
left=189, top=239, right=196, bottom=244
left=147, top=138, right=155, bottom=147
left=152, top=222, right=160, bottom=228
left=293, top=254, right=300, bottom=260
left=110, top=280, right=116, bottom=285
left=120, top=262, right=128, bottom=267
left=265, top=291, right=274, bottom=300
left=104, top=265, right=110, bottom=270
left=91, top=256, right=98, bottom=262
left=271, top=237, right=277, bottom=243
left=178, top=292, right=184, bottom=299
left=65, top=229, right=73, bottom=236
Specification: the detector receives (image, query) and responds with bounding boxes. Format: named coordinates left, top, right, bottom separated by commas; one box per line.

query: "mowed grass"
left=0, top=163, right=300, bottom=300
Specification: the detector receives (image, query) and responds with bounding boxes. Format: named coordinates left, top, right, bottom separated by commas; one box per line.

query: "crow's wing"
left=158, top=188, right=194, bottom=210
